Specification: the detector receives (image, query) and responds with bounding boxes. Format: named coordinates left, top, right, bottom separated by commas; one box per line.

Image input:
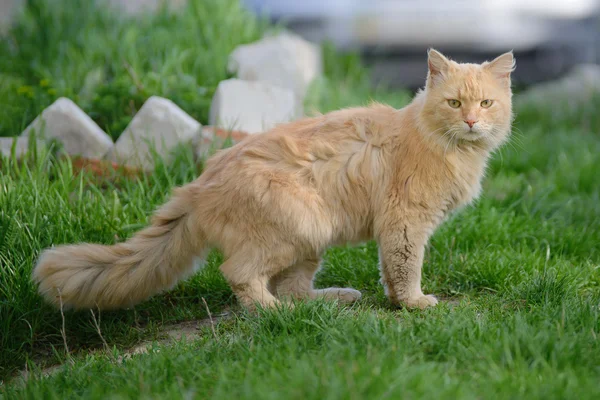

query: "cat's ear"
left=427, top=48, right=450, bottom=76
left=427, top=49, right=450, bottom=87
left=484, top=51, right=515, bottom=82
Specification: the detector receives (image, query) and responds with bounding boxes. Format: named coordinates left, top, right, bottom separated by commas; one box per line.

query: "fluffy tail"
left=32, top=186, right=206, bottom=310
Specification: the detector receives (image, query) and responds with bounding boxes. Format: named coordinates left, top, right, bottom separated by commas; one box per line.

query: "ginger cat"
left=33, top=49, right=514, bottom=311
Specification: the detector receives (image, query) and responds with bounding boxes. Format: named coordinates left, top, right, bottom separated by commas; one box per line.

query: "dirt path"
left=11, top=311, right=230, bottom=386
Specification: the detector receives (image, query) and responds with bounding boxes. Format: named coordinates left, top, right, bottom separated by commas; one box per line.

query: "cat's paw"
left=334, top=288, right=362, bottom=303
left=315, top=287, right=362, bottom=303
left=403, top=294, right=438, bottom=309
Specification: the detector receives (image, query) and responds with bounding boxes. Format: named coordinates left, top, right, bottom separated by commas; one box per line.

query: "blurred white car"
left=242, top=0, right=600, bottom=87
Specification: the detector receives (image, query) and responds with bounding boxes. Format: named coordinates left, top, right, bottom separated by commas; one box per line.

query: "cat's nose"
left=464, top=119, right=477, bottom=128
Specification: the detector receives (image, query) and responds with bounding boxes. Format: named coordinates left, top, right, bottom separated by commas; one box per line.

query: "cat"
left=32, top=49, right=515, bottom=311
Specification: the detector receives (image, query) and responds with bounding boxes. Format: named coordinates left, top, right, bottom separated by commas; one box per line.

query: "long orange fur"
left=33, top=49, right=515, bottom=311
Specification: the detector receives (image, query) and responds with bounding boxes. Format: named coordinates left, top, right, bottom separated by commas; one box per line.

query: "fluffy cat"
left=33, top=49, right=515, bottom=311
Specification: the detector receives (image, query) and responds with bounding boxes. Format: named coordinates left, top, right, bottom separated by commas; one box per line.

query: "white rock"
left=0, top=0, right=22, bottom=35
left=109, top=96, right=201, bottom=170
left=0, top=137, right=45, bottom=159
left=228, top=31, right=322, bottom=104
left=101, top=0, right=187, bottom=15
left=210, top=79, right=297, bottom=134
left=20, top=97, right=113, bottom=159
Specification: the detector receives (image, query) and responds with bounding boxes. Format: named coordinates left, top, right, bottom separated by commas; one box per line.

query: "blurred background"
left=241, top=0, right=600, bottom=89
left=2, top=0, right=600, bottom=89
left=2, top=0, right=600, bottom=140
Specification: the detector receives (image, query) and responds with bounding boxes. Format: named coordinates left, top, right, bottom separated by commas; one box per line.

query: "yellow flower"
left=40, top=79, right=50, bottom=87
left=17, top=86, right=34, bottom=97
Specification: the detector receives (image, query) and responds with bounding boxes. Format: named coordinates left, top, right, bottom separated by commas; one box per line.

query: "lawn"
left=1, top=0, right=600, bottom=398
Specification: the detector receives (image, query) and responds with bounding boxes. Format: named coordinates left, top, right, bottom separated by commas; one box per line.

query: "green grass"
left=0, top=0, right=268, bottom=139
left=2, top=0, right=600, bottom=398
left=0, top=0, right=398, bottom=140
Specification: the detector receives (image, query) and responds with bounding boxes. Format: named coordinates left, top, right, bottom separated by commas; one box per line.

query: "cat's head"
left=420, top=49, right=515, bottom=151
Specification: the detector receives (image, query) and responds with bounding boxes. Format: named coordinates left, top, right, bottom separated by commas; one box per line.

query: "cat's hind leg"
left=219, top=253, right=280, bottom=310
left=270, top=259, right=362, bottom=304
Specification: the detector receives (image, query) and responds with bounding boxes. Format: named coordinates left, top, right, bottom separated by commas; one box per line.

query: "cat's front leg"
left=377, top=216, right=438, bottom=309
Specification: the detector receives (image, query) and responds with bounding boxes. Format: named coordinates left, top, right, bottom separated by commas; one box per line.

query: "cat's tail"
left=32, top=186, right=206, bottom=310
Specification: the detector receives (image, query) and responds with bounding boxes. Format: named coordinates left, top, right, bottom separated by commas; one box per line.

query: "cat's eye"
left=447, top=99, right=461, bottom=108
left=480, top=99, right=493, bottom=108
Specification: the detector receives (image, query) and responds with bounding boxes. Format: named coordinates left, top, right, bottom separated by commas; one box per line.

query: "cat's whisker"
left=495, top=134, right=506, bottom=165
left=426, top=127, right=455, bottom=150
left=505, top=126, right=527, bottom=153
left=506, top=140, right=521, bottom=154
left=443, top=129, right=460, bottom=156
left=511, top=127, right=526, bottom=140
left=451, top=131, right=462, bottom=152
left=510, top=126, right=526, bottom=139
left=442, top=133, right=452, bottom=156
left=424, top=126, right=450, bottom=141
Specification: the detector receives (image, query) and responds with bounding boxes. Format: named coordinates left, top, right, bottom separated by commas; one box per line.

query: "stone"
left=228, top=31, right=322, bottom=104
left=0, top=136, right=44, bottom=159
left=20, top=97, right=113, bottom=159
left=101, top=0, right=187, bottom=15
left=209, top=79, right=297, bottom=134
left=0, top=0, right=22, bottom=35
left=516, top=64, right=600, bottom=109
left=109, top=96, right=201, bottom=170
